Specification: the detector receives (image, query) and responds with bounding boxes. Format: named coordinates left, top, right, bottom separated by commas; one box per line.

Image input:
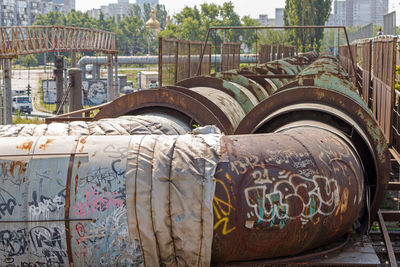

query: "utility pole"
left=54, top=56, right=64, bottom=113
left=302, top=0, right=306, bottom=52
left=2, top=59, right=12, bottom=125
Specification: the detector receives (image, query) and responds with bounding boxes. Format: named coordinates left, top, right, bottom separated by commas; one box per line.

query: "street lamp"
left=145, top=9, right=160, bottom=56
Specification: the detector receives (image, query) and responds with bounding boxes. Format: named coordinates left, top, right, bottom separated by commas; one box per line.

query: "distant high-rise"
left=0, top=0, right=67, bottom=26
left=136, top=0, right=158, bottom=5
left=64, top=0, right=75, bottom=11
left=87, top=0, right=134, bottom=20
left=275, top=8, right=284, bottom=27
left=330, top=0, right=388, bottom=26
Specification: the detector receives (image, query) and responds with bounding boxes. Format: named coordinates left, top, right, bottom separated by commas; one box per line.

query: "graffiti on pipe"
left=213, top=171, right=236, bottom=235
left=72, top=184, right=124, bottom=217
left=0, top=188, right=18, bottom=219
left=244, top=171, right=339, bottom=228
left=28, top=189, right=66, bottom=218
left=0, top=225, right=68, bottom=266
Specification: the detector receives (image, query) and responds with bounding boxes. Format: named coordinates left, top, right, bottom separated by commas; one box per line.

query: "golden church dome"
left=145, top=9, right=160, bottom=32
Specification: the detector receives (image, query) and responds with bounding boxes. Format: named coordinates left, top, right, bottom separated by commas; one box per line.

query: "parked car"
left=12, top=95, right=32, bottom=114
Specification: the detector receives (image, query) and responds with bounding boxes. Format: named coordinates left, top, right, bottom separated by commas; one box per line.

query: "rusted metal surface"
left=221, top=42, right=240, bottom=71
left=176, top=76, right=258, bottom=113
left=392, top=90, right=400, bottom=154
left=93, top=88, right=233, bottom=132
left=259, top=44, right=271, bottom=63
left=237, top=55, right=390, bottom=224
left=235, top=85, right=390, bottom=226
left=196, top=25, right=354, bottom=76
left=377, top=210, right=397, bottom=267
left=359, top=39, right=372, bottom=107
left=188, top=86, right=246, bottom=130
left=0, top=26, right=117, bottom=58
left=279, top=55, right=363, bottom=108
left=48, top=52, right=318, bottom=132
left=212, top=127, right=365, bottom=262
left=0, top=126, right=370, bottom=265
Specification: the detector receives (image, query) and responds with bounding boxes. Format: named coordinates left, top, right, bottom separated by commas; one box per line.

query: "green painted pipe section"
left=291, top=54, right=370, bottom=113
left=214, top=71, right=269, bottom=101
left=221, top=80, right=258, bottom=113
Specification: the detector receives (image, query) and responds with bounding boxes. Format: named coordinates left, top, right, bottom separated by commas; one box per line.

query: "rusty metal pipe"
left=213, top=125, right=365, bottom=262
left=236, top=54, right=390, bottom=226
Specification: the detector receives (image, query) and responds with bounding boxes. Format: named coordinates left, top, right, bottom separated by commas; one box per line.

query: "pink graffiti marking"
left=72, top=184, right=123, bottom=217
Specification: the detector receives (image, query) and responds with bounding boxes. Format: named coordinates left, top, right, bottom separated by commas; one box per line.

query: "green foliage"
left=241, top=16, right=259, bottom=50
left=20, top=54, right=38, bottom=67
left=159, top=1, right=255, bottom=44
left=34, top=11, right=67, bottom=26
left=395, top=65, right=400, bottom=91
left=13, top=114, right=44, bottom=124
left=155, top=5, right=168, bottom=30
left=117, top=16, right=148, bottom=55
left=33, top=2, right=259, bottom=56
left=284, top=0, right=332, bottom=51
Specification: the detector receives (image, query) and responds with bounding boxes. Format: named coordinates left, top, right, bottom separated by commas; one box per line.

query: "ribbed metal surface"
left=0, top=116, right=190, bottom=137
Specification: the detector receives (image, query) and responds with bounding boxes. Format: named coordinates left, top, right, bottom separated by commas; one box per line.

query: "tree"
left=34, top=11, right=66, bottom=26
left=143, top=3, right=152, bottom=22
left=66, top=10, right=98, bottom=28
left=159, top=2, right=248, bottom=44
left=98, top=11, right=116, bottom=32
left=129, top=4, right=143, bottom=18
left=241, top=16, right=259, bottom=51
left=117, top=15, right=148, bottom=55
left=155, top=4, right=168, bottom=30
left=21, top=55, right=38, bottom=67
left=284, top=0, right=332, bottom=51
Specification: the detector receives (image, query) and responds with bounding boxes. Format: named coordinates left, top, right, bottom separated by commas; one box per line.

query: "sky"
left=76, top=0, right=400, bottom=24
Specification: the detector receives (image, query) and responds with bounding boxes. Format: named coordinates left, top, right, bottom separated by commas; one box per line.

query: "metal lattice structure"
left=0, top=26, right=118, bottom=58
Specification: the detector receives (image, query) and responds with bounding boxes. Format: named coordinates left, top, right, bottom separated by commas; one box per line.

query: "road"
left=11, top=68, right=53, bottom=117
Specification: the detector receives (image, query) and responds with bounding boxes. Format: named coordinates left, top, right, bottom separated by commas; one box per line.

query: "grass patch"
left=13, top=111, right=44, bottom=124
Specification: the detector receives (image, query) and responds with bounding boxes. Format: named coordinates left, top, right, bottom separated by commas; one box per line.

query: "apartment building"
left=0, top=0, right=71, bottom=26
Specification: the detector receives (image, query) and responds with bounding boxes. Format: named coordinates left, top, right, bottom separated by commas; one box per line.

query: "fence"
left=338, top=36, right=398, bottom=150
left=158, top=38, right=212, bottom=86
left=349, top=23, right=373, bottom=42
left=259, top=44, right=296, bottom=64
left=221, top=42, right=240, bottom=71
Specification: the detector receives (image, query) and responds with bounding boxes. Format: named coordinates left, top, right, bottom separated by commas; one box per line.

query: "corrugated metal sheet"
left=0, top=116, right=190, bottom=137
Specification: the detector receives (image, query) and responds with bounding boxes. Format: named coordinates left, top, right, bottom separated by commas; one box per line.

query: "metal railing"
left=0, top=25, right=118, bottom=58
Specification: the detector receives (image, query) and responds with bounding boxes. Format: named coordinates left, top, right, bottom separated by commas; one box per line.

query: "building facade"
left=275, top=8, right=284, bottom=27
left=87, top=0, right=134, bottom=20
left=87, top=0, right=159, bottom=20
left=0, top=0, right=70, bottom=26
left=136, top=0, right=158, bottom=5
left=330, top=0, right=388, bottom=26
